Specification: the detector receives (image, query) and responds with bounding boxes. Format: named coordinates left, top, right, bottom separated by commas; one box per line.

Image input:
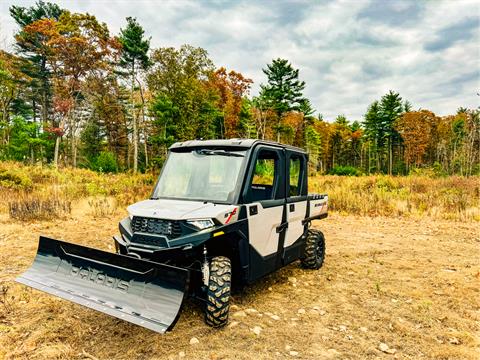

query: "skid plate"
left=16, top=236, right=189, bottom=333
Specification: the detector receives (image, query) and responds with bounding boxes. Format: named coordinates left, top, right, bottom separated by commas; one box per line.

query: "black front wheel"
left=204, top=256, right=231, bottom=327
left=301, top=229, right=325, bottom=269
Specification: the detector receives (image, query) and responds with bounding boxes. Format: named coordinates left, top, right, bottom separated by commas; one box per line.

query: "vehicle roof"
left=170, top=139, right=306, bottom=154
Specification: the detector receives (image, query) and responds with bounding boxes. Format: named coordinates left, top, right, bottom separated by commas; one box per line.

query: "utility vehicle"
left=17, top=139, right=328, bottom=333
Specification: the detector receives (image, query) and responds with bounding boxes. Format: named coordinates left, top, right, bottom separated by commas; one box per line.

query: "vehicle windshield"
left=152, top=149, right=246, bottom=203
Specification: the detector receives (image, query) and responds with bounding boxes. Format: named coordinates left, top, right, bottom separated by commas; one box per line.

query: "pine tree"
left=10, top=1, right=64, bottom=125
left=379, top=91, right=404, bottom=174
left=364, top=92, right=406, bottom=174
left=364, top=100, right=381, bottom=173
left=260, top=58, right=307, bottom=141
left=118, top=17, right=150, bottom=173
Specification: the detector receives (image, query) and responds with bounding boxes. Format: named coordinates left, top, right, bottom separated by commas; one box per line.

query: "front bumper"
left=115, top=217, right=240, bottom=262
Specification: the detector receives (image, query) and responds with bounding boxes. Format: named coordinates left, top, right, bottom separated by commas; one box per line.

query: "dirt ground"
left=0, top=209, right=478, bottom=360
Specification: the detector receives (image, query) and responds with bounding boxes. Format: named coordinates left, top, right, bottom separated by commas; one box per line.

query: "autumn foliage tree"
left=208, top=67, right=253, bottom=138
left=395, top=110, right=437, bottom=168
left=21, top=12, right=120, bottom=166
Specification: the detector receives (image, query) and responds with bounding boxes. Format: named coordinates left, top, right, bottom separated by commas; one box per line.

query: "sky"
left=0, top=0, right=479, bottom=120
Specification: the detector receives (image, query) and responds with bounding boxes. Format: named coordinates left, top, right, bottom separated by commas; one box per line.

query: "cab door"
left=243, top=146, right=286, bottom=281
left=283, top=151, right=308, bottom=264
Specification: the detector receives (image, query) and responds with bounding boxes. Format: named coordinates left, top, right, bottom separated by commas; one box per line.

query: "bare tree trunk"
left=389, top=137, right=393, bottom=175
left=127, top=141, right=131, bottom=170
left=42, top=90, right=48, bottom=126
left=332, top=146, right=335, bottom=168
left=32, top=99, right=42, bottom=163
left=276, top=113, right=282, bottom=143
left=32, top=99, right=37, bottom=123
left=54, top=136, right=61, bottom=168
left=40, top=58, right=49, bottom=127
left=1, top=105, right=8, bottom=128
left=136, top=78, right=148, bottom=169
left=67, top=103, right=79, bottom=168
left=466, top=119, right=478, bottom=176
left=131, top=63, right=138, bottom=173
left=71, top=135, right=77, bottom=167
left=144, top=129, right=148, bottom=168
left=368, top=143, right=371, bottom=174
left=360, top=144, right=363, bottom=170
left=53, top=116, right=66, bottom=168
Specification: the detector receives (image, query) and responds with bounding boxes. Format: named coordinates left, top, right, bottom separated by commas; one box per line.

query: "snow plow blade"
left=16, top=236, right=189, bottom=333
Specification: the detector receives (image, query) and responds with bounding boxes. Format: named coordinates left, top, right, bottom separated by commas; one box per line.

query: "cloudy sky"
left=0, top=0, right=478, bottom=120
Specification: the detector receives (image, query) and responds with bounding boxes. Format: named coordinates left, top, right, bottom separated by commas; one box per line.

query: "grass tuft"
left=8, top=197, right=72, bottom=221
left=88, top=197, right=117, bottom=218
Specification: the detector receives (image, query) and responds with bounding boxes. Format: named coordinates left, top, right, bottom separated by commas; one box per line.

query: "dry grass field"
left=0, top=163, right=479, bottom=359
left=1, top=212, right=479, bottom=359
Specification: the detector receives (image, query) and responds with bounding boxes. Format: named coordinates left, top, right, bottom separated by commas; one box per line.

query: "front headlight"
left=186, top=219, right=215, bottom=230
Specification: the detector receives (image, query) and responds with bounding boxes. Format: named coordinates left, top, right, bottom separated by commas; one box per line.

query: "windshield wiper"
left=196, top=149, right=244, bottom=157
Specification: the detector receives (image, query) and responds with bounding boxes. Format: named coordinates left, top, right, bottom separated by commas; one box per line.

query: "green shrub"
left=0, top=168, right=32, bottom=189
left=91, top=152, right=118, bottom=173
left=409, top=167, right=437, bottom=177
left=328, top=165, right=362, bottom=176
left=376, top=176, right=400, bottom=191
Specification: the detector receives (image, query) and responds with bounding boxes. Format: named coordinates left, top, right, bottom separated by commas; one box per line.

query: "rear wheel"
left=205, top=256, right=231, bottom=327
left=301, top=229, right=325, bottom=269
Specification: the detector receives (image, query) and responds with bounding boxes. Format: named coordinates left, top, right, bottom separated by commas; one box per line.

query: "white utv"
left=17, top=139, right=328, bottom=333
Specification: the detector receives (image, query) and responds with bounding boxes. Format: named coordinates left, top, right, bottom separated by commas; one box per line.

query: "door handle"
left=276, top=222, right=288, bottom=233
left=289, top=204, right=295, bottom=212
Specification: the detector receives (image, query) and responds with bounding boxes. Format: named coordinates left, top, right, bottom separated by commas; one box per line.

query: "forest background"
left=0, top=1, right=478, bottom=177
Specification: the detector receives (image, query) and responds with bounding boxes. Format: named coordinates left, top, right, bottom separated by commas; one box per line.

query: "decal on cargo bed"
left=70, top=265, right=130, bottom=293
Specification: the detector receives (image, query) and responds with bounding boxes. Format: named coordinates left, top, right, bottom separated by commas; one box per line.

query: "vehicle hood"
left=126, top=199, right=238, bottom=224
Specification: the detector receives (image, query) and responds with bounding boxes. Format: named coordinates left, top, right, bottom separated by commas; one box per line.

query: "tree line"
left=0, top=1, right=478, bottom=175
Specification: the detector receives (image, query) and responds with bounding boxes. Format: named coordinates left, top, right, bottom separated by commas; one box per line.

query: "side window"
left=250, top=150, right=279, bottom=201
left=289, top=155, right=303, bottom=197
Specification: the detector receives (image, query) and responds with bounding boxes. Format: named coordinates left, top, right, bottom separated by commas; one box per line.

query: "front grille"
left=131, top=217, right=182, bottom=239
left=131, top=234, right=168, bottom=247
